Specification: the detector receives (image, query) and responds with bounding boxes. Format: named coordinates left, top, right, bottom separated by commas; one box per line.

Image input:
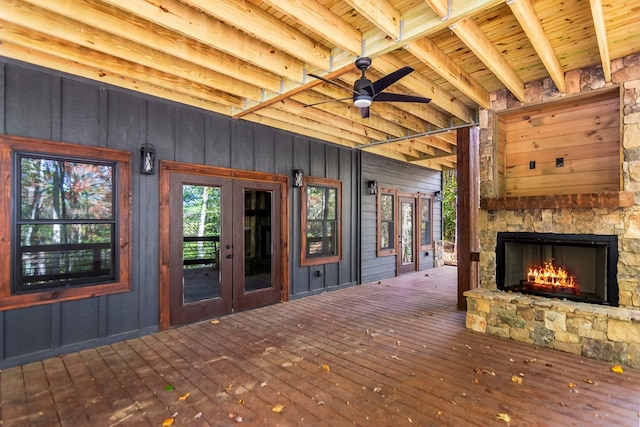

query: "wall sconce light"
left=367, top=180, right=378, bottom=195
left=434, top=190, right=442, bottom=202
left=292, top=168, right=304, bottom=187
left=140, top=143, right=156, bottom=174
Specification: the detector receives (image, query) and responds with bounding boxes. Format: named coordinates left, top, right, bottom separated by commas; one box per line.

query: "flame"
left=527, top=259, right=579, bottom=292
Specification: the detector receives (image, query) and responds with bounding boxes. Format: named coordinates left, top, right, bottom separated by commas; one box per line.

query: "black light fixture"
left=140, top=143, right=156, bottom=174
left=367, top=180, right=378, bottom=195
left=292, top=168, right=304, bottom=187
left=434, top=190, right=442, bottom=202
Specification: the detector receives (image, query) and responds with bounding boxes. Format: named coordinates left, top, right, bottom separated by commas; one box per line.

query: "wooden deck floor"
left=2, top=266, right=640, bottom=426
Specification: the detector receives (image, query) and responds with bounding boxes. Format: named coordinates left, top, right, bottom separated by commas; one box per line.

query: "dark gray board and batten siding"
left=0, top=58, right=362, bottom=368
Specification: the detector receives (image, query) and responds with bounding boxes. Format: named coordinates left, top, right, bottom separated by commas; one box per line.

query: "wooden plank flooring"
left=2, top=266, right=640, bottom=426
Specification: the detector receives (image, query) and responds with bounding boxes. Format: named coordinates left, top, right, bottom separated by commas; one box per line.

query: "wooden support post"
left=456, top=126, right=480, bottom=310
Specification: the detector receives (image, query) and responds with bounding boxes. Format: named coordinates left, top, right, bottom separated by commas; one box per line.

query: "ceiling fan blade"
left=303, top=96, right=352, bottom=108
left=370, top=66, right=413, bottom=94
left=373, top=92, right=431, bottom=104
left=308, top=73, right=355, bottom=94
left=359, top=106, right=370, bottom=118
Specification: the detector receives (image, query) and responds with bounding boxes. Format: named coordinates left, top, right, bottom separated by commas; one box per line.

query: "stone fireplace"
left=465, top=54, right=640, bottom=368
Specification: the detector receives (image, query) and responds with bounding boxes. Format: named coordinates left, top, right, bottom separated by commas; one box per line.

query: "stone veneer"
left=466, top=54, right=640, bottom=367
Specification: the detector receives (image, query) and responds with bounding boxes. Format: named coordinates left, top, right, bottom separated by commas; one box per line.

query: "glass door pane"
left=243, top=189, right=272, bottom=292
left=182, top=184, right=221, bottom=304
left=401, top=200, right=414, bottom=265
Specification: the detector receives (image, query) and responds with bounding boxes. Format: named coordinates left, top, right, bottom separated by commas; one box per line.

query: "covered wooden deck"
left=2, top=266, right=639, bottom=426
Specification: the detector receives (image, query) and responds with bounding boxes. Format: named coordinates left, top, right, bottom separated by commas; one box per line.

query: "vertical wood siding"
left=0, top=58, right=358, bottom=367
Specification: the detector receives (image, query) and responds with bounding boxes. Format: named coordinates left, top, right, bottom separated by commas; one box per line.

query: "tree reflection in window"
left=17, top=155, right=116, bottom=291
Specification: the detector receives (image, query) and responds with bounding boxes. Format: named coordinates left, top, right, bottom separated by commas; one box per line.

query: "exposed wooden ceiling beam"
left=9, top=0, right=266, bottom=100
left=406, top=38, right=490, bottom=109
left=507, top=0, right=566, bottom=93
left=423, top=0, right=449, bottom=18
left=183, top=0, right=331, bottom=72
left=450, top=17, right=525, bottom=102
left=99, top=0, right=302, bottom=85
left=344, top=0, right=401, bottom=41
left=260, top=0, right=362, bottom=56
left=589, top=0, right=612, bottom=82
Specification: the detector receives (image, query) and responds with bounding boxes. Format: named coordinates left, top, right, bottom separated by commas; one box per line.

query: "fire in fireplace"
left=496, top=232, right=618, bottom=306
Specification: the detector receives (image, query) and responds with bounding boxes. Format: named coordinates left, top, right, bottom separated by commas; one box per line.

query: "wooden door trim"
left=159, top=161, right=290, bottom=330
left=396, top=193, right=419, bottom=275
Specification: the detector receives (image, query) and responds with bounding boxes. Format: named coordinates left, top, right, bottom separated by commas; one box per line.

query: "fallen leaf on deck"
left=611, top=365, right=624, bottom=374
left=496, top=413, right=511, bottom=423
left=471, top=378, right=479, bottom=384
left=568, top=383, right=576, bottom=389
left=272, top=404, right=285, bottom=413
left=260, top=380, right=268, bottom=387
left=391, top=355, right=400, bottom=360
left=234, top=416, right=244, bottom=423
left=226, top=383, right=234, bottom=393
left=238, top=399, right=244, bottom=405
left=164, top=385, right=174, bottom=392
left=178, top=392, right=190, bottom=401
left=474, top=368, right=495, bottom=376
left=210, top=319, right=220, bottom=324
left=583, top=378, right=594, bottom=384
left=511, top=375, right=522, bottom=384
left=162, top=418, right=175, bottom=426
left=373, top=386, right=382, bottom=393
left=194, top=412, right=202, bottom=419
left=321, top=364, right=331, bottom=372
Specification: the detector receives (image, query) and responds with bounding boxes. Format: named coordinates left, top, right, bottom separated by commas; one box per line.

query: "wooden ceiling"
left=2, top=0, right=640, bottom=170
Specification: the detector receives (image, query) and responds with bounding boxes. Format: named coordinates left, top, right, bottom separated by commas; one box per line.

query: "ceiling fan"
left=306, top=57, right=431, bottom=118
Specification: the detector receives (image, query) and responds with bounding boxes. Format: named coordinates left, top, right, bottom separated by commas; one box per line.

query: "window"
left=377, top=189, right=396, bottom=256
left=420, top=194, right=433, bottom=249
left=0, top=135, right=131, bottom=310
left=300, top=176, right=342, bottom=266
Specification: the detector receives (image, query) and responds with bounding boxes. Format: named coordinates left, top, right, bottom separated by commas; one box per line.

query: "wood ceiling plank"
left=507, top=0, right=566, bottom=92
left=184, top=0, right=331, bottom=71
left=407, top=38, right=490, bottom=109
left=260, top=0, right=362, bottom=56
left=589, top=0, right=612, bottom=82
left=344, top=0, right=401, bottom=40
left=450, top=17, right=525, bottom=101
left=6, top=0, right=265, bottom=100
left=99, top=0, right=303, bottom=85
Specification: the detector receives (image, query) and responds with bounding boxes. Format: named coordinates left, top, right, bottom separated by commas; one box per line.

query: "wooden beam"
left=344, top=0, right=400, bottom=41
left=185, top=0, right=330, bottom=71
left=423, top=0, right=449, bottom=18
left=260, top=0, right=362, bottom=56
left=406, top=38, right=490, bottom=109
left=507, top=0, right=565, bottom=93
left=456, top=126, right=480, bottom=310
left=450, top=18, right=525, bottom=102
left=6, top=1, right=265, bottom=100
left=589, top=0, right=612, bottom=82
left=99, top=0, right=303, bottom=85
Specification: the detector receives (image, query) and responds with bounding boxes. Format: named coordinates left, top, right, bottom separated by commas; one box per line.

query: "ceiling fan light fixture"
left=354, top=96, right=372, bottom=108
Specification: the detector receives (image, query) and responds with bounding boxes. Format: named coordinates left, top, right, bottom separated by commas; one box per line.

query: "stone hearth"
left=467, top=54, right=640, bottom=368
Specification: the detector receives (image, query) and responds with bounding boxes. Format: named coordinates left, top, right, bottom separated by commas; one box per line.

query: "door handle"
left=226, top=254, right=233, bottom=258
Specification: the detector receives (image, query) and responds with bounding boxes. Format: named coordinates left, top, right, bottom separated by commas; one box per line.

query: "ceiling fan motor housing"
left=353, top=77, right=373, bottom=107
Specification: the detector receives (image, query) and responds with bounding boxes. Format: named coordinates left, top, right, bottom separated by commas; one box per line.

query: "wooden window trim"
left=376, top=187, right=397, bottom=257
left=419, top=193, right=434, bottom=251
left=0, top=135, right=131, bottom=311
left=300, top=176, right=342, bottom=267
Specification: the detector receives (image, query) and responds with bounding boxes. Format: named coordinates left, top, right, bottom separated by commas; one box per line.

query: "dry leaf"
left=611, top=365, right=624, bottom=374
left=321, top=364, right=331, bottom=372
left=178, top=392, right=190, bottom=401
left=194, top=412, right=202, bottom=419
left=162, top=418, right=175, bottom=427
left=373, top=386, right=382, bottom=393
left=238, top=399, right=244, bottom=405
left=583, top=378, right=594, bottom=384
left=568, top=382, right=576, bottom=389
left=225, top=383, right=234, bottom=393
left=471, top=378, right=479, bottom=384
left=511, top=375, right=522, bottom=384
left=210, top=319, right=220, bottom=324
left=496, top=413, right=511, bottom=423
left=272, top=404, right=285, bottom=413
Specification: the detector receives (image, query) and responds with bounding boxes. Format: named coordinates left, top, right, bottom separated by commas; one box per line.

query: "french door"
left=160, top=164, right=286, bottom=328
left=397, top=196, right=417, bottom=274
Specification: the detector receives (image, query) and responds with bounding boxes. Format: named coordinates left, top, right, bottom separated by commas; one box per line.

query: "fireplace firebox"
left=496, top=232, right=618, bottom=306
